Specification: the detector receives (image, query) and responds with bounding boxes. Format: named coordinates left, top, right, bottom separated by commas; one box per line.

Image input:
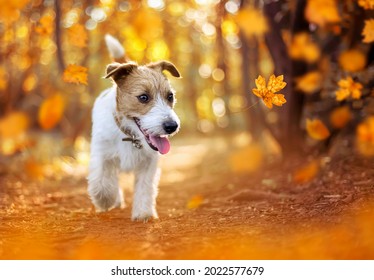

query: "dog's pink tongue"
left=150, top=135, right=170, bottom=154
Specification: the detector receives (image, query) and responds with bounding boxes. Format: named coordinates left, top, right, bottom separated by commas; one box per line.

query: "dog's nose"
left=163, top=121, right=178, bottom=134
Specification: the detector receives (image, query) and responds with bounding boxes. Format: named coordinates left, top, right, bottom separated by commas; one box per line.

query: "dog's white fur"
left=87, top=36, right=180, bottom=221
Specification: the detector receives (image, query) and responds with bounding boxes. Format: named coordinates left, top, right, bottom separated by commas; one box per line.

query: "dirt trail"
left=1, top=136, right=374, bottom=259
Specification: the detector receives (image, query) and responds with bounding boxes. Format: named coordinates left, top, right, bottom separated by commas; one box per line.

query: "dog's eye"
left=137, top=93, right=150, bottom=104
left=167, top=92, right=174, bottom=103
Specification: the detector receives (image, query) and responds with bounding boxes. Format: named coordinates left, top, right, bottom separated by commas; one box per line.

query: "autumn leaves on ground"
left=1, top=0, right=374, bottom=259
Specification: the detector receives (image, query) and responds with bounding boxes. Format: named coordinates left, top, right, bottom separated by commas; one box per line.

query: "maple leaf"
left=252, top=75, right=287, bottom=109
left=234, top=7, right=268, bottom=38
left=338, top=49, right=366, bottom=72
left=305, top=0, right=341, bottom=27
left=362, top=19, right=374, bottom=43
left=306, top=118, right=330, bottom=140
left=335, top=77, right=363, bottom=101
left=38, top=94, right=65, bottom=130
left=68, top=24, right=88, bottom=48
left=63, top=64, right=88, bottom=85
left=358, top=0, right=374, bottom=10
left=289, top=33, right=320, bottom=63
left=295, top=71, right=322, bottom=94
left=330, top=106, right=352, bottom=129
left=293, top=160, right=320, bottom=183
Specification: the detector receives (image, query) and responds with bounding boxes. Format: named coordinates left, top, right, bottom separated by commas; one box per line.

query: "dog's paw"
left=131, top=211, right=158, bottom=222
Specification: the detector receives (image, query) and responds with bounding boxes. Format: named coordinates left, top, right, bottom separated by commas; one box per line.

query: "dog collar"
left=113, top=114, right=143, bottom=149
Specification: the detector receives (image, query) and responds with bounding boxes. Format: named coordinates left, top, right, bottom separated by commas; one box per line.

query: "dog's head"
left=105, top=60, right=181, bottom=155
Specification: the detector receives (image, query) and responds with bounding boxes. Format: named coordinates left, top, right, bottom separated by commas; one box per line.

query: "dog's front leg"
left=132, top=156, right=160, bottom=221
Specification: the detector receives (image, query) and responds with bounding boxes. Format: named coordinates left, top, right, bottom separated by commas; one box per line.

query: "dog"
left=87, top=35, right=181, bottom=221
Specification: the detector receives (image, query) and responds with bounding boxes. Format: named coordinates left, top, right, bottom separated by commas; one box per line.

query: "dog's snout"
left=163, top=121, right=178, bottom=134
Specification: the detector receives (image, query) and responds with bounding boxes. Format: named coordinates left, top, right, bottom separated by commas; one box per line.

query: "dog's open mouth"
left=134, top=118, right=170, bottom=155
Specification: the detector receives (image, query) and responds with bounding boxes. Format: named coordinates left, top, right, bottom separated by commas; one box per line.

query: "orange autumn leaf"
left=63, top=64, right=88, bottom=85
left=293, top=160, right=320, bottom=183
left=68, top=24, right=88, bottom=48
left=38, top=94, right=65, bottom=130
left=234, top=7, right=268, bottom=37
left=358, top=0, right=374, bottom=9
left=35, top=14, right=54, bottom=36
left=252, top=75, right=287, bottom=109
left=338, top=49, right=366, bottom=72
left=305, top=0, right=341, bottom=27
left=229, top=144, right=263, bottom=173
left=295, top=71, right=322, bottom=94
left=0, top=111, right=29, bottom=139
left=335, top=77, right=363, bottom=101
left=25, top=158, right=45, bottom=180
left=356, top=117, right=374, bottom=156
left=306, top=118, right=330, bottom=140
left=289, top=33, right=320, bottom=63
left=330, top=106, right=352, bottom=129
left=362, top=19, right=374, bottom=43
left=187, top=195, right=204, bottom=209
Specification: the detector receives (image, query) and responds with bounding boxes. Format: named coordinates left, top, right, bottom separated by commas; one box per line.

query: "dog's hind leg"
left=87, top=156, right=124, bottom=212
left=132, top=157, right=160, bottom=221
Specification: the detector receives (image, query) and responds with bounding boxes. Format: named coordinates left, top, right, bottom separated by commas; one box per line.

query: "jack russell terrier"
left=87, top=35, right=181, bottom=221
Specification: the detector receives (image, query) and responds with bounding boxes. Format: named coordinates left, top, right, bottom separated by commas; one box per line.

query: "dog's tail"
left=105, top=34, right=127, bottom=63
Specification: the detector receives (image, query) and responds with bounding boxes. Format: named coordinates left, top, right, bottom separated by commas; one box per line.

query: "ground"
left=1, top=134, right=374, bottom=259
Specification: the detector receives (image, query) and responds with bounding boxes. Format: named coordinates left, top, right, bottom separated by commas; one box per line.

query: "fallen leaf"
left=338, top=49, right=366, bottom=72
left=295, top=71, right=322, bottom=94
left=252, top=75, right=287, bottom=108
left=38, top=94, right=65, bottom=130
left=306, top=118, right=330, bottom=140
left=362, top=19, right=374, bottom=43
left=62, top=64, right=88, bottom=85
left=229, top=144, right=263, bottom=173
left=330, top=106, right=352, bottom=129
left=187, top=195, right=204, bottom=209
left=293, top=160, right=320, bottom=183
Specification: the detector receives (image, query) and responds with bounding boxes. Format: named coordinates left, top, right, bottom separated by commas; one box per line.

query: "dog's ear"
left=148, top=61, right=181, bottom=78
left=105, top=62, right=138, bottom=81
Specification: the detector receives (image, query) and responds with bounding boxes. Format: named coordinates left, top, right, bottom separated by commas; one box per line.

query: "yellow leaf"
left=358, top=0, right=374, bottom=10
left=68, top=24, right=88, bottom=48
left=356, top=117, right=374, bottom=156
left=289, top=33, right=320, bottom=63
left=306, top=118, right=330, bottom=140
left=362, top=19, right=374, bottom=43
left=330, top=106, right=352, bottom=129
left=63, top=64, right=88, bottom=85
left=229, top=144, right=263, bottom=173
left=252, top=75, right=287, bottom=108
left=338, top=49, right=366, bottom=72
left=187, top=195, right=204, bottom=209
left=293, top=160, right=320, bottom=183
left=234, top=7, right=268, bottom=37
left=38, top=94, right=65, bottom=130
left=335, top=77, right=363, bottom=101
left=305, top=0, right=341, bottom=27
left=295, top=71, right=322, bottom=94
left=0, top=111, right=29, bottom=139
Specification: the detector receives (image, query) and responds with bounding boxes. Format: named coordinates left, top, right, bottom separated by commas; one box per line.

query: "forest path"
left=1, top=135, right=374, bottom=259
